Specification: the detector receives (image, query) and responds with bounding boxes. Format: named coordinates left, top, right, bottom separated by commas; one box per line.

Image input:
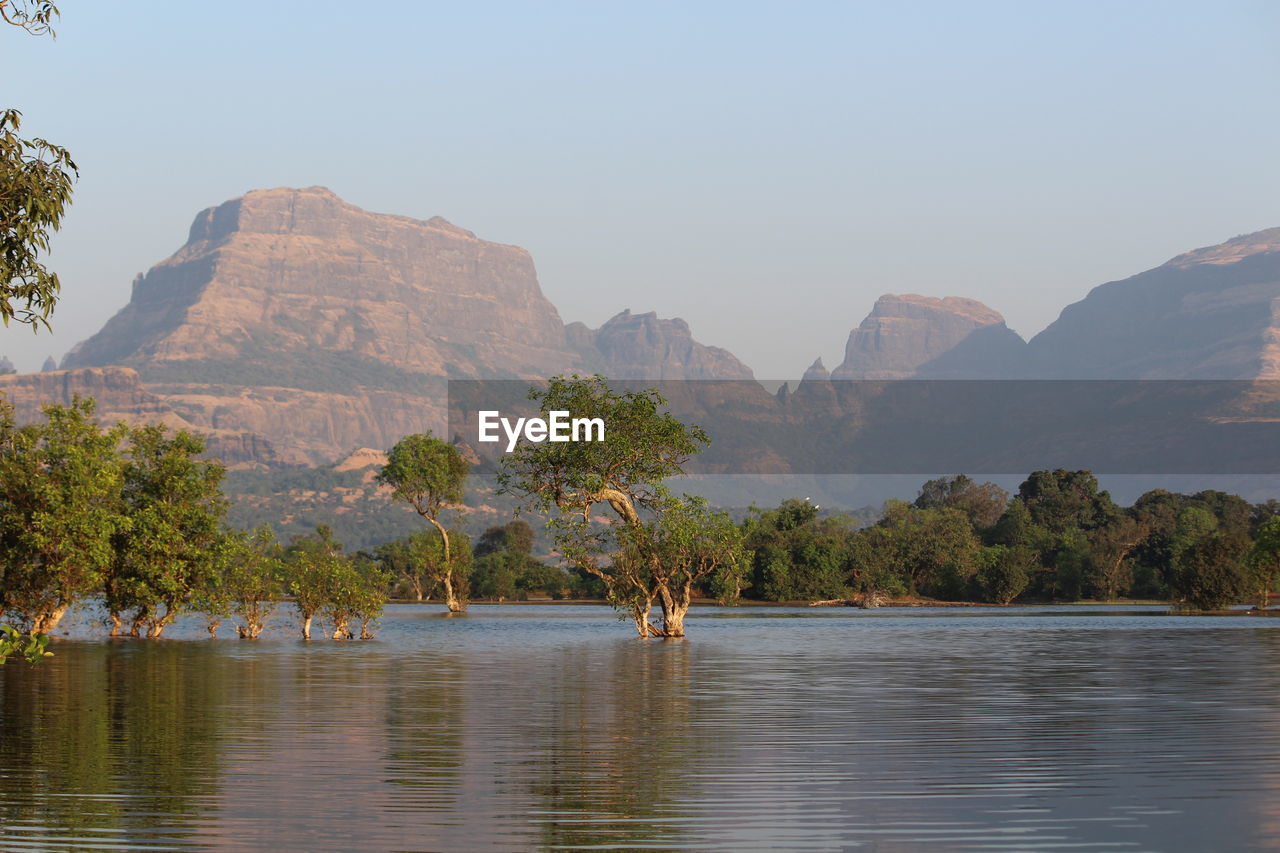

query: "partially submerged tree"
left=0, top=399, right=125, bottom=633
left=622, top=494, right=749, bottom=637
left=378, top=432, right=469, bottom=612
left=223, top=525, right=286, bottom=639
left=106, top=426, right=227, bottom=638
left=498, top=375, right=711, bottom=637
left=286, top=525, right=389, bottom=640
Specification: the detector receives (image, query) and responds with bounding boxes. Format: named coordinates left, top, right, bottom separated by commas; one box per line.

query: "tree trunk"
left=331, top=618, right=352, bottom=640
left=442, top=572, right=466, bottom=613
left=301, top=613, right=313, bottom=640
left=658, top=584, right=689, bottom=638
left=32, top=603, right=69, bottom=635
left=631, top=595, right=657, bottom=638
left=206, top=620, right=219, bottom=639
left=108, top=612, right=123, bottom=637
left=360, top=619, right=373, bottom=640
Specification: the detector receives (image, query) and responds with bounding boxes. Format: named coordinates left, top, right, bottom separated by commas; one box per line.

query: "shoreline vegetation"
left=3, top=377, right=1280, bottom=660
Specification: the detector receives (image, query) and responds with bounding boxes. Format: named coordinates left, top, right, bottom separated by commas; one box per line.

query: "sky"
left=2, top=0, right=1278, bottom=375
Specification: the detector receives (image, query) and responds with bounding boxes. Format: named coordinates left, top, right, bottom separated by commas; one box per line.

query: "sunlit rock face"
left=1026, top=228, right=1280, bottom=379
left=831, top=294, right=1026, bottom=379
left=51, top=187, right=750, bottom=465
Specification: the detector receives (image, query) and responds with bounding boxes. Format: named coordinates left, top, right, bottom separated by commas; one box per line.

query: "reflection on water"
left=4, top=605, right=1280, bottom=851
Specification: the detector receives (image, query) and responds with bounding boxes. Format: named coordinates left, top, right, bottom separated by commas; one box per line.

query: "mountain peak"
left=1166, top=226, right=1280, bottom=269
left=831, top=293, right=1022, bottom=379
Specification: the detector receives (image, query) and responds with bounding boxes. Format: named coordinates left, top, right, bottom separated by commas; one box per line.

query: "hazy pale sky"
left=3, top=1, right=1278, bottom=375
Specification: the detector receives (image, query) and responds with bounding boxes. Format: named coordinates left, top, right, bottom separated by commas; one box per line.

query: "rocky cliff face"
left=831, top=294, right=1027, bottom=379
left=0, top=367, right=290, bottom=466
left=42, top=187, right=750, bottom=465
left=567, top=310, right=755, bottom=380
left=1025, top=228, right=1280, bottom=378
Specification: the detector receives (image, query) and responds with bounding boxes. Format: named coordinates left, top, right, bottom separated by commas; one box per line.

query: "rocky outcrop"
left=569, top=310, right=755, bottom=380
left=0, top=367, right=293, bottom=466
left=41, top=188, right=751, bottom=465
left=831, top=294, right=1026, bottom=379
left=1026, top=227, right=1280, bottom=378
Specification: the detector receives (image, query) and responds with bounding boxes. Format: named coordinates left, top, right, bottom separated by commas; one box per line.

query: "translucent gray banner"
left=447, top=379, right=1280, bottom=476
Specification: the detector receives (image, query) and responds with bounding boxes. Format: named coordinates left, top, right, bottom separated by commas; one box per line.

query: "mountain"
left=1025, top=228, right=1280, bottom=378
left=830, top=294, right=1026, bottom=379
left=566, top=310, right=754, bottom=380
left=33, top=187, right=749, bottom=465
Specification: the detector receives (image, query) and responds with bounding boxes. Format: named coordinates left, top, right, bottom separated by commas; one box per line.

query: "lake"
left=3, top=604, right=1280, bottom=851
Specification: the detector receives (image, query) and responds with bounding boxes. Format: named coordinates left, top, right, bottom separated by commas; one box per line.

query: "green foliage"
left=914, top=475, right=1009, bottom=530
left=0, top=623, right=50, bottom=664
left=469, top=520, right=564, bottom=600
left=379, top=432, right=468, bottom=519
left=1248, top=517, right=1280, bottom=609
left=745, top=500, right=855, bottom=601
left=285, top=525, right=390, bottom=638
left=974, top=544, right=1032, bottom=605
left=498, top=374, right=709, bottom=520
left=106, top=425, right=228, bottom=637
left=1018, top=469, right=1118, bottom=534
left=1169, top=506, right=1251, bottom=610
left=0, top=107, right=76, bottom=330
left=0, top=399, right=125, bottom=633
left=220, top=525, right=287, bottom=638
left=476, top=519, right=535, bottom=557
left=498, top=375, right=711, bottom=634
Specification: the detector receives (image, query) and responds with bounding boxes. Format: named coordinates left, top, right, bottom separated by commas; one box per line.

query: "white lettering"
left=549, top=410, right=570, bottom=442
left=477, top=410, right=606, bottom=451
left=502, top=417, right=526, bottom=453
left=478, top=411, right=500, bottom=443
left=573, top=417, right=605, bottom=442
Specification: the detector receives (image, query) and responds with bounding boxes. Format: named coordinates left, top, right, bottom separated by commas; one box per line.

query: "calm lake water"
left=3, top=604, right=1280, bottom=852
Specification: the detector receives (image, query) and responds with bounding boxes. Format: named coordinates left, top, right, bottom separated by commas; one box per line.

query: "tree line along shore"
left=3, top=378, right=1280, bottom=663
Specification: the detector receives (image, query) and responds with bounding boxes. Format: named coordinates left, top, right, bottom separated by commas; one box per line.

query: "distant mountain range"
left=0, top=186, right=1277, bottom=468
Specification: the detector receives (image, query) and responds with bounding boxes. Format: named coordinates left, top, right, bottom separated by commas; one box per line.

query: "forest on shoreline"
left=3, top=389, right=1280, bottom=662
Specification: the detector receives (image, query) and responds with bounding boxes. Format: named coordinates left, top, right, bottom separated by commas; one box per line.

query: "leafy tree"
left=1247, top=517, right=1280, bottom=610
left=105, top=426, right=227, bottom=638
left=1169, top=506, right=1250, bottom=610
left=0, top=399, right=125, bottom=633
left=876, top=501, right=982, bottom=599
left=476, top=519, right=535, bottom=558
left=914, top=475, right=1009, bottom=530
left=1, top=3, right=77, bottom=329
left=285, top=525, right=342, bottom=640
left=974, top=544, right=1032, bottom=605
left=499, top=375, right=709, bottom=636
left=222, top=525, right=287, bottom=639
left=378, top=432, right=469, bottom=611
left=1018, top=469, right=1118, bottom=534
left=619, top=494, right=749, bottom=636
left=1085, top=514, right=1147, bottom=600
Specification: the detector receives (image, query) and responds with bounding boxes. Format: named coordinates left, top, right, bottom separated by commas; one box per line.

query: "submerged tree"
left=378, top=432, right=469, bottom=612
left=106, top=426, right=227, bottom=638
left=286, top=525, right=389, bottom=640
left=498, top=375, right=711, bottom=637
left=0, top=399, right=125, bottom=633
left=223, top=525, right=287, bottom=639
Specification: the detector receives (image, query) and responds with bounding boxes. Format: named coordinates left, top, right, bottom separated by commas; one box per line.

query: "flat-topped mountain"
left=1026, top=227, right=1280, bottom=378
left=830, top=294, right=1026, bottom=379
left=37, top=187, right=749, bottom=465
